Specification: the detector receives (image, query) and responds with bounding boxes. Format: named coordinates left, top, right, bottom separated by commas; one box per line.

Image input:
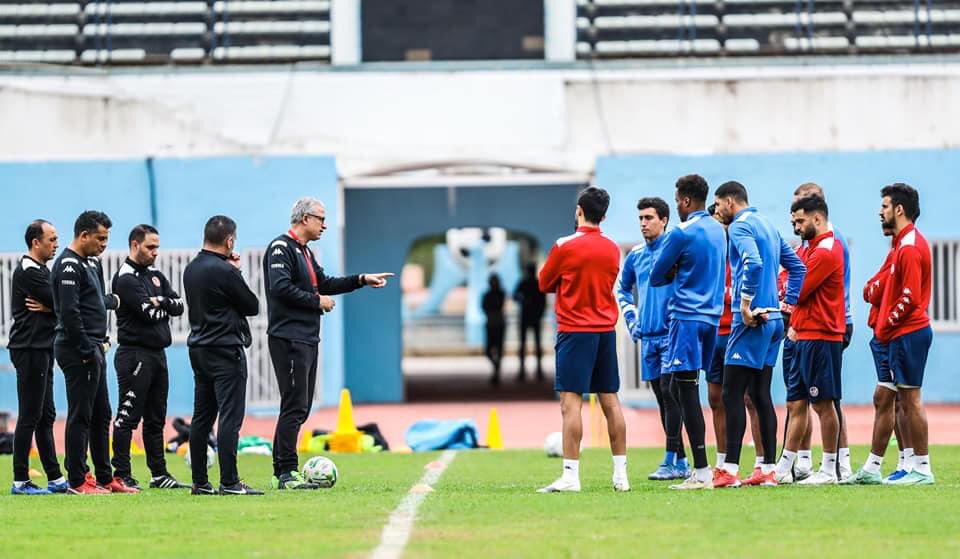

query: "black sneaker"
left=191, top=482, right=217, bottom=495
left=219, top=481, right=264, bottom=496
left=120, top=476, right=141, bottom=490
left=274, top=471, right=320, bottom=490
left=150, top=474, right=186, bottom=489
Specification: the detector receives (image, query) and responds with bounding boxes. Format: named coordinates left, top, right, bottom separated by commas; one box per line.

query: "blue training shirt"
left=728, top=206, right=806, bottom=321
left=650, top=209, right=726, bottom=326
left=616, top=235, right=673, bottom=338
left=802, top=223, right=852, bottom=325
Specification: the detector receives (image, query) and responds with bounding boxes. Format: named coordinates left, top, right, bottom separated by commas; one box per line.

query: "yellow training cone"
left=486, top=407, right=504, bottom=450
left=298, top=428, right=314, bottom=453
left=328, top=389, right=362, bottom=453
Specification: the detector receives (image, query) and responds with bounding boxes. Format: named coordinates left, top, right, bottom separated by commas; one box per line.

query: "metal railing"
left=932, top=240, right=960, bottom=332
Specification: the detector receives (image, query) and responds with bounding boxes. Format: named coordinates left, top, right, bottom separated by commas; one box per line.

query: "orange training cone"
left=328, top=389, right=362, bottom=453
left=486, top=407, right=504, bottom=450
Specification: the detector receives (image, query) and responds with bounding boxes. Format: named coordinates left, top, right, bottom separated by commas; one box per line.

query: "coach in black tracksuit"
left=110, top=224, right=186, bottom=490
left=51, top=211, right=128, bottom=493
left=9, top=220, right=65, bottom=492
left=264, top=197, right=391, bottom=489
left=183, top=215, right=261, bottom=495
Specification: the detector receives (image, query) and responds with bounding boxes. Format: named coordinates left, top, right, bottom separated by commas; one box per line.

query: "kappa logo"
left=809, top=386, right=819, bottom=398
left=672, top=359, right=682, bottom=366
left=122, top=400, right=133, bottom=408
left=732, top=353, right=743, bottom=360
left=272, top=248, right=284, bottom=256
left=119, top=410, right=130, bottom=417
left=126, top=391, right=136, bottom=398
left=63, top=265, right=76, bottom=273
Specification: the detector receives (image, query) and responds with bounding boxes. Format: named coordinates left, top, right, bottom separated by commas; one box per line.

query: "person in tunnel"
left=482, top=273, right=507, bottom=385
left=514, top=262, right=546, bottom=382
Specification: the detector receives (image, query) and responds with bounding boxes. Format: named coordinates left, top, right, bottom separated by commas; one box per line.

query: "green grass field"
left=1, top=446, right=959, bottom=558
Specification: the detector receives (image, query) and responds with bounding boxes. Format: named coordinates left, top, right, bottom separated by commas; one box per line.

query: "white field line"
left=370, top=450, right=458, bottom=559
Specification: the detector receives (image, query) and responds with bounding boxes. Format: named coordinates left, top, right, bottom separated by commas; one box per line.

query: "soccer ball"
left=544, top=432, right=563, bottom=457
left=184, top=445, right=216, bottom=470
left=302, top=456, right=338, bottom=488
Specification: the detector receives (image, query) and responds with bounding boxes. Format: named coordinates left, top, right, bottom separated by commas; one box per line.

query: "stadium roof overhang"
left=341, top=160, right=590, bottom=189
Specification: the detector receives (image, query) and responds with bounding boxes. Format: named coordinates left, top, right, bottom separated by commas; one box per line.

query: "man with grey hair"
left=263, top=197, right=392, bottom=489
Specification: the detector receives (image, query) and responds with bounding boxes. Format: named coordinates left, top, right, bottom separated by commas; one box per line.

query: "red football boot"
left=103, top=477, right=141, bottom=494
left=712, top=467, right=742, bottom=488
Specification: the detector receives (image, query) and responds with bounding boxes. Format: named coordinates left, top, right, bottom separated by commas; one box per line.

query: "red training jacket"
left=864, top=245, right=896, bottom=331
left=538, top=226, right=620, bottom=332
left=718, top=263, right=732, bottom=336
left=792, top=231, right=845, bottom=342
left=874, top=224, right=931, bottom=343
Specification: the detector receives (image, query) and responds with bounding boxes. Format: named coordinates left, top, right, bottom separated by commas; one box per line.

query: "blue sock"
left=676, top=457, right=689, bottom=469
left=664, top=451, right=677, bottom=466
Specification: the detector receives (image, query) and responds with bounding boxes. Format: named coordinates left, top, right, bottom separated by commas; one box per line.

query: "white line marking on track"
left=370, top=450, right=457, bottom=559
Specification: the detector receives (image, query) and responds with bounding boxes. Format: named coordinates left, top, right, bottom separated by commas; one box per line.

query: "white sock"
left=695, top=466, right=713, bottom=482
left=821, top=453, right=838, bottom=475
left=13, top=480, right=27, bottom=488
left=896, top=450, right=906, bottom=471
left=797, top=450, right=813, bottom=471
left=50, top=476, right=65, bottom=485
left=562, top=459, right=580, bottom=482
left=864, top=453, right=883, bottom=475
left=776, top=450, right=797, bottom=476
left=754, top=455, right=764, bottom=468
left=612, top=455, right=627, bottom=478
left=839, top=448, right=851, bottom=471
left=904, top=448, right=916, bottom=472
left=722, top=462, right=739, bottom=476
left=716, top=452, right=726, bottom=469
left=914, top=455, right=932, bottom=476
left=760, top=463, right=776, bottom=474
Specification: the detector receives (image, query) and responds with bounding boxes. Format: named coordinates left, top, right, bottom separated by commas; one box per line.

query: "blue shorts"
left=887, top=326, right=933, bottom=388
left=788, top=340, right=843, bottom=402
left=707, top=334, right=728, bottom=385
left=555, top=331, right=620, bottom=394
left=641, top=335, right=670, bottom=382
left=666, top=320, right=717, bottom=374
left=869, top=337, right=891, bottom=385
left=782, top=338, right=798, bottom=398
left=725, top=318, right=785, bottom=370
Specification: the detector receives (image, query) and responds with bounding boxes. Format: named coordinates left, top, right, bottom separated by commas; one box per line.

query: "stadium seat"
left=784, top=36, right=850, bottom=50
left=0, top=48, right=74, bottom=62
left=856, top=34, right=960, bottom=48
left=592, top=15, right=720, bottom=29
left=84, top=2, right=207, bottom=18
left=853, top=10, right=960, bottom=25
left=0, top=23, right=77, bottom=37
left=212, top=44, right=331, bottom=60
left=723, top=12, right=848, bottom=27
left=595, top=38, right=721, bottom=54
left=212, top=1, right=331, bottom=15
left=0, top=3, right=80, bottom=20
left=82, top=22, right=206, bottom=36
left=81, top=47, right=147, bottom=62
left=724, top=38, right=761, bottom=52
left=213, top=21, right=331, bottom=35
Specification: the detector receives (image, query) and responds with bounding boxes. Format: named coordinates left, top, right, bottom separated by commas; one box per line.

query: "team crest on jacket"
left=809, top=386, right=819, bottom=398
left=152, top=276, right=162, bottom=287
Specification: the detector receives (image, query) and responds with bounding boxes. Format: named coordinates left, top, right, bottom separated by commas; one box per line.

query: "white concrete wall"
left=2, top=62, right=959, bottom=174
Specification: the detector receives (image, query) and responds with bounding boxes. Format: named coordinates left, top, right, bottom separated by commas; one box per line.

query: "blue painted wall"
left=595, top=149, right=960, bottom=404
left=343, top=184, right=583, bottom=402
left=0, top=155, right=344, bottom=415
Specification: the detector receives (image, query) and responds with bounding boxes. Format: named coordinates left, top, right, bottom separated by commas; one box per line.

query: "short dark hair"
left=203, top=215, right=237, bottom=245
left=74, top=210, right=112, bottom=238
left=24, top=219, right=49, bottom=249
left=676, top=174, right=709, bottom=204
left=129, top=224, right=159, bottom=246
left=714, top=181, right=749, bottom=204
left=881, top=183, right=921, bottom=222
left=794, top=182, right=824, bottom=197
left=790, top=194, right=829, bottom=218
left=707, top=203, right=717, bottom=216
left=577, top=186, right=610, bottom=224
left=637, top=197, right=670, bottom=221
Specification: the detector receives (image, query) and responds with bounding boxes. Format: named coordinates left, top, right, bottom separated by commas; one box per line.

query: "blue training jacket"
left=802, top=223, right=852, bottom=325
left=650, top=210, right=727, bottom=326
left=728, top=206, right=806, bottom=321
left=616, top=235, right=673, bottom=338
